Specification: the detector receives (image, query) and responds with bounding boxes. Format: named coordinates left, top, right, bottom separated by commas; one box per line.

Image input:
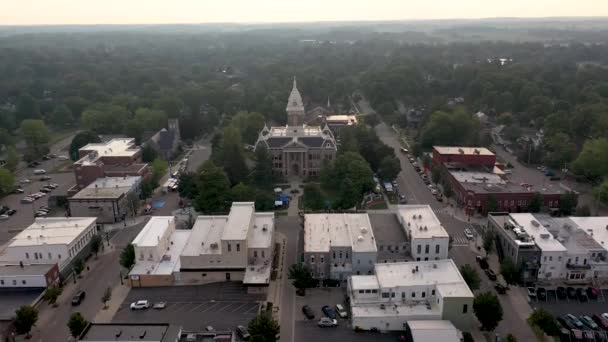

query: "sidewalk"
left=93, top=283, right=131, bottom=323
left=102, top=216, right=150, bottom=233
left=267, top=233, right=287, bottom=321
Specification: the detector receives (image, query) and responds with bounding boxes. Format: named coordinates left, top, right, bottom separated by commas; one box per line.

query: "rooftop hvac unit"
left=531, top=220, right=540, bottom=227
left=360, top=227, right=368, bottom=234
left=210, top=242, right=218, bottom=249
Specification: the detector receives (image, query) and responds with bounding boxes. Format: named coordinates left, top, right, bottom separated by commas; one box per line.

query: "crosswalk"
left=451, top=235, right=471, bottom=246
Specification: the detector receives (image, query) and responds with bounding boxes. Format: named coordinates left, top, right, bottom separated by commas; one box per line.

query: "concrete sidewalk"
left=93, top=283, right=131, bottom=323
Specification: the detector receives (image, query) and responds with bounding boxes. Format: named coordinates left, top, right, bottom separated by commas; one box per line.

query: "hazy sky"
left=2, top=0, right=608, bottom=25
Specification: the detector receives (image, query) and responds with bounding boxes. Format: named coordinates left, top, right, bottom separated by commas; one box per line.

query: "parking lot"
left=529, top=286, right=608, bottom=316
left=112, top=282, right=263, bottom=332
left=295, top=287, right=401, bottom=342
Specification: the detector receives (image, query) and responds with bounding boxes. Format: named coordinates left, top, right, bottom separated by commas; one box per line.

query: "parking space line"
left=229, top=303, right=248, bottom=313
left=217, top=303, right=240, bottom=313
left=244, top=304, right=260, bottom=314
left=187, top=303, right=207, bottom=312
left=199, top=302, right=221, bottom=313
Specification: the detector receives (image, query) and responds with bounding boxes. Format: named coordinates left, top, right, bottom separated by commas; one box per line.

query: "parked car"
left=464, top=229, right=474, bottom=240
left=13, top=188, right=24, bottom=194
left=580, top=315, right=599, bottom=330
left=567, top=287, right=577, bottom=300
left=57, top=155, right=69, bottom=161
left=0, top=206, right=8, bottom=215
left=236, top=325, right=250, bottom=340
left=130, top=300, right=150, bottom=310
left=592, top=314, right=608, bottom=330
left=537, top=287, right=547, bottom=300
left=576, top=288, right=588, bottom=302
left=20, top=197, right=34, bottom=204
left=205, top=326, right=214, bottom=332
left=398, top=194, right=407, bottom=204
left=476, top=256, right=489, bottom=269
left=6, top=209, right=17, bottom=216
left=400, top=148, right=408, bottom=154
left=321, top=305, right=337, bottom=319
left=494, top=283, right=507, bottom=294
left=556, top=287, right=567, bottom=300
left=485, top=269, right=497, bottom=281
left=335, top=304, right=348, bottom=319
left=39, top=188, right=52, bottom=193
left=33, top=169, right=46, bottom=175
left=566, top=314, right=585, bottom=329
left=317, top=318, right=338, bottom=328
left=34, top=211, right=47, bottom=217
left=558, top=315, right=576, bottom=330
left=39, top=176, right=52, bottom=181
left=527, top=287, right=537, bottom=298
left=587, top=287, right=599, bottom=300
left=0, top=215, right=8, bottom=220
left=20, top=179, right=31, bottom=184
left=302, top=305, right=315, bottom=320
left=72, top=291, right=86, bottom=306
left=153, top=302, right=166, bottom=309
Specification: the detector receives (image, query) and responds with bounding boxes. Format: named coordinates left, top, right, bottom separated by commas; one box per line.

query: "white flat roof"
left=510, top=213, right=567, bottom=252
left=80, top=138, right=139, bottom=157
left=130, top=230, right=190, bottom=276
left=373, top=260, right=473, bottom=297
left=9, top=217, right=97, bottom=247
left=248, top=213, right=275, bottom=249
left=71, top=176, right=141, bottom=199
left=132, top=217, right=174, bottom=247
left=222, top=202, right=254, bottom=241
left=408, top=321, right=461, bottom=342
left=396, top=205, right=448, bottom=240
left=569, top=216, right=608, bottom=251
left=304, top=213, right=377, bottom=253
left=182, top=216, right=228, bottom=256
left=450, top=171, right=505, bottom=185
left=350, top=275, right=380, bottom=291
left=433, top=146, right=494, bottom=156
left=243, top=259, right=272, bottom=285
left=351, top=301, right=441, bottom=319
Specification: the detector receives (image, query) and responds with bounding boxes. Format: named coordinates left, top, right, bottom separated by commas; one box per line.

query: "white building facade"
left=348, top=260, right=474, bottom=332
left=396, top=205, right=449, bottom=261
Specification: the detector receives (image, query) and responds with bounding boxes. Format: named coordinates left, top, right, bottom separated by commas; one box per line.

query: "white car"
left=20, top=179, right=31, bottom=184
left=130, top=300, right=150, bottom=310
left=0, top=215, right=9, bottom=220
left=57, top=155, right=69, bottom=161
left=153, top=301, right=166, bottom=309
left=464, top=229, right=474, bottom=240
left=430, top=189, right=438, bottom=195
left=335, top=304, right=348, bottom=319
left=317, top=318, right=338, bottom=327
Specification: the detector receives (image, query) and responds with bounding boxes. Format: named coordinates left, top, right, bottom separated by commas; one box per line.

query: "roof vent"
left=360, top=227, right=368, bottom=234
left=263, top=224, right=268, bottom=232
left=412, top=215, right=416, bottom=219
left=357, top=235, right=364, bottom=242
left=210, top=242, right=218, bottom=249
left=418, top=214, right=422, bottom=219
left=27, top=236, right=31, bottom=239
left=139, top=330, right=147, bottom=339
left=433, top=264, right=437, bottom=268
left=531, top=220, right=540, bottom=227
left=115, top=330, right=122, bottom=338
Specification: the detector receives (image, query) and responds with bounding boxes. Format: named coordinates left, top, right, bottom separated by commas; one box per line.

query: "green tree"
left=473, top=292, right=503, bottom=331
left=483, top=230, right=495, bottom=256
left=486, top=195, right=498, bottom=213
left=90, top=234, right=102, bottom=258
left=544, top=133, right=577, bottom=169
left=230, top=182, right=256, bottom=202
left=528, top=192, right=543, bottom=213
left=119, top=244, right=135, bottom=269
left=528, top=308, right=561, bottom=336
left=67, top=312, right=88, bottom=337
left=251, top=146, right=274, bottom=189
left=303, top=184, right=325, bottom=210
left=81, top=104, right=129, bottom=134
left=101, top=287, right=112, bottom=309
left=230, top=111, right=266, bottom=145
left=43, top=286, right=62, bottom=305
left=572, top=138, right=608, bottom=181
left=559, top=192, right=578, bottom=216
left=141, top=144, right=158, bottom=163
left=4, top=146, right=20, bottom=172
left=431, top=166, right=442, bottom=184
left=505, top=334, right=517, bottom=342
left=500, top=260, right=519, bottom=285
left=69, top=131, right=101, bottom=161
left=442, top=181, right=453, bottom=198
left=576, top=205, right=591, bottom=216
left=337, top=178, right=359, bottom=209
left=50, top=104, right=73, bottom=127
left=73, top=259, right=84, bottom=276
left=20, top=119, right=50, bottom=161
left=134, top=108, right=168, bottom=131
left=195, top=161, right=231, bottom=214
left=459, top=264, right=480, bottom=290
left=125, top=119, right=145, bottom=145
left=462, top=332, right=474, bottom=342
left=177, top=172, right=198, bottom=199
left=0, top=168, right=16, bottom=195
left=248, top=312, right=280, bottom=342
left=14, top=305, right=38, bottom=337
left=288, top=263, right=315, bottom=290
left=254, top=190, right=276, bottom=211
left=221, top=126, right=249, bottom=185
left=151, top=158, right=169, bottom=183
left=16, top=93, right=40, bottom=120
left=378, top=155, right=401, bottom=181
left=420, top=110, right=480, bottom=148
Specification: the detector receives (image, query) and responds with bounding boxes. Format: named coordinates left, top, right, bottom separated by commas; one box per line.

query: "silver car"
left=318, top=318, right=337, bottom=327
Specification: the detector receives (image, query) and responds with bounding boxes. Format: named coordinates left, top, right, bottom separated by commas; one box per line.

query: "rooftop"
left=79, top=138, right=139, bottom=158
left=450, top=171, right=505, bottom=185
left=538, top=216, right=604, bottom=254
left=451, top=171, right=565, bottom=195
left=433, top=146, right=494, bottom=156
left=132, top=217, right=174, bottom=247
left=71, top=176, right=141, bottom=199
left=407, top=320, right=461, bottom=342
left=350, top=300, right=441, bottom=319
left=8, top=217, right=96, bottom=247
left=569, top=216, right=608, bottom=251
left=326, top=115, right=358, bottom=125
left=368, top=213, right=406, bottom=243
left=509, top=213, right=567, bottom=252
left=130, top=230, right=190, bottom=276
left=266, top=125, right=327, bottom=138
left=79, top=323, right=180, bottom=342
left=0, top=263, right=56, bottom=277
left=396, top=205, right=448, bottom=240
left=247, top=213, right=275, bottom=249
left=222, top=202, right=255, bottom=241
left=304, top=213, right=377, bottom=253
left=182, top=216, right=228, bottom=256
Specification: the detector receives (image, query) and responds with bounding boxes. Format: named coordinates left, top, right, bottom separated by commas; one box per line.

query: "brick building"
left=69, top=138, right=148, bottom=195
left=432, top=146, right=567, bottom=215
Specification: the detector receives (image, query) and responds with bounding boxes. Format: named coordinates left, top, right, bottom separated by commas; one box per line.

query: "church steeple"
left=286, top=76, right=305, bottom=126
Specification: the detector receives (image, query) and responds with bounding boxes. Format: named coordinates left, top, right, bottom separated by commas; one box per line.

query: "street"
left=374, top=122, right=537, bottom=341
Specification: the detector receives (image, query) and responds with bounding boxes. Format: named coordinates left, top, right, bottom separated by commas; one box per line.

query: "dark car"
left=236, top=325, right=250, bottom=340
left=485, top=269, right=497, bottom=281
left=322, top=305, right=337, bottom=320
left=6, top=209, right=17, bottom=216
left=556, top=287, right=567, bottom=300
left=558, top=315, right=575, bottom=330
left=71, top=290, right=86, bottom=306
left=494, top=283, right=507, bottom=294
left=476, top=256, right=489, bottom=269
left=592, top=314, right=608, bottom=330
left=567, top=287, right=577, bottom=300
left=576, top=288, right=588, bottom=302
left=0, top=206, right=8, bottom=215
left=537, top=287, right=547, bottom=300
left=302, top=305, right=315, bottom=320
left=323, top=279, right=340, bottom=287
left=39, top=176, right=52, bottom=181
left=587, top=287, right=599, bottom=300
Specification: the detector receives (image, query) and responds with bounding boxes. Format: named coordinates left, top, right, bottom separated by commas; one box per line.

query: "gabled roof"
left=300, top=137, right=325, bottom=148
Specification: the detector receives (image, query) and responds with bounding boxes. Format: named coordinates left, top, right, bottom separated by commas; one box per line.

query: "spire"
left=327, top=97, right=331, bottom=109
left=293, top=76, right=297, bottom=90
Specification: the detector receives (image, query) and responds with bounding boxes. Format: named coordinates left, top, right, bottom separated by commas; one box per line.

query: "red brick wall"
left=432, top=148, right=496, bottom=168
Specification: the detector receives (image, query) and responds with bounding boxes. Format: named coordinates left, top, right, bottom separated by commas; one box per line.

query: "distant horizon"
left=2, top=0, right=607, bottom=26
left=1, top=16, right=608, bottom=28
